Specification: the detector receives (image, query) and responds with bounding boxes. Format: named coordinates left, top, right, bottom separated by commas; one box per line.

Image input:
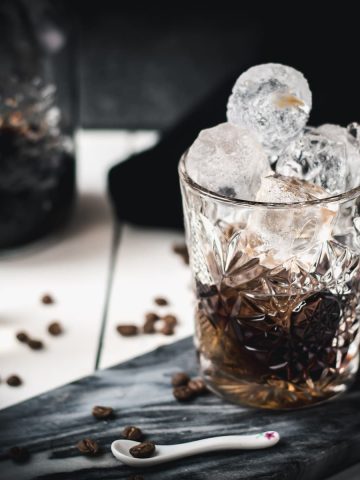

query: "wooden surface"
left=0, top=130, right=194, bottom=410
left=1, top=337, right=360, bottom=480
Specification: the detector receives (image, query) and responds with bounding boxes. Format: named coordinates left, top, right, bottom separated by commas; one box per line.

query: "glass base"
left=200, top=352, right=359, bottom=410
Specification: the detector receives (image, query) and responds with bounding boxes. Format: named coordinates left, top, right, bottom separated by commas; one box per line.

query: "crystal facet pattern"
left=180, top=156, right=360, bottom=409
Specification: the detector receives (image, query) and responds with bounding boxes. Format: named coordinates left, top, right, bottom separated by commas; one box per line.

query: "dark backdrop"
left=2, top=2, right=358, bottom=132
left=1, top=2, right=359, bottom=229
left=70, top=3, right=360, bottom=131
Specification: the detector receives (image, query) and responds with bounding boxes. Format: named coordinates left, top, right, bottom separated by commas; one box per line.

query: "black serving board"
left=1, top=337, right=360, bottom=480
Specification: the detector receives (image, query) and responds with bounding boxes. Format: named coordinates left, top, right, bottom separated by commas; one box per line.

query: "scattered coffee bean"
left=16, top=331, right=29, bottom=343
left=154, top=297, right=168, bottom=306
left=160, top=323, right=174, bottom=336
left=116, top=325, right=139, bottom=336
left=171, top=372, right=190, bottom=387
left=122, top=426, right=143, bottom=441
left=143, top=320, right=156, bottom=334
left=143, top=312, right=161, bottom=334
left=76, top=438, right=101, bottom=456
left=28, top=339, right=44, bottom=350
left=173, top=385, right=195, bottom=402
left=129, top=441, right=156, bottom=459
left=41, top=294, right=54, bottom=305
left=188, top=377, right=208, bottom=395
left=128, top=475, right=144, bottom=480
left=92, top=405, right=114, bottom=419
left=48, top=321, right=63, bottom=336
left=145, top=312, right=160, bottom=322
left=162, top=314, right=178, bottom=327
left=172, top=243, right=189, bottom=265
left=7, top=375, right=22, bottom=387
left=8, top=446, right=30, bottom=463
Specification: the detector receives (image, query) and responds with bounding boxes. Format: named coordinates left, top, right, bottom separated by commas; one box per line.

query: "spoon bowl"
left=111, top=431, right=280, bottom=467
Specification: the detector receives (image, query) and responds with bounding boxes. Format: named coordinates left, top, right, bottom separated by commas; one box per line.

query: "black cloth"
left=108, top=76, right=243, bottom=229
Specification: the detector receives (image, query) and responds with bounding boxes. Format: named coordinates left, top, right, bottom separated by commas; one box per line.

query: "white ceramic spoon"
left=111, top=431, right=280, bottom=467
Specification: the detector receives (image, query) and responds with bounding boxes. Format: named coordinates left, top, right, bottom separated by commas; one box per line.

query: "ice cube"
left=227, top=63, right=312, bottom=158
left=247, top=174, right=337, bottom=266
left=347, top=122, right=360, bottom=147
left=185, top=122, right=271, bottom=201
left=255, top=173, right=328, bottom=203
left=344, top=122, right=360, bottom=189
left=276, top=126, right=348, bottom=194
left=318, top=123, right=348, bottom=141
left=318, top=123, right=360, bottom=189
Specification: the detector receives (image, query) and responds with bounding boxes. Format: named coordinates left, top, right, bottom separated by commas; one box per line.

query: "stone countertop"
left=1, top=337, right=360, bottom=480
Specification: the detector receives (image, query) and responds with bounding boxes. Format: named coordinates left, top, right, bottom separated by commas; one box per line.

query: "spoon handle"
left=175, top=432, right=279, bottom=458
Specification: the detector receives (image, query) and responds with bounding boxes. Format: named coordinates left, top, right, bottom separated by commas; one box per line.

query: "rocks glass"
left=179, top=153, right=360, bottom=409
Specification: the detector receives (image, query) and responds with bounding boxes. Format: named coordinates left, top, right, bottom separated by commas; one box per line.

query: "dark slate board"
left=1, top=337, right=360, bottom=480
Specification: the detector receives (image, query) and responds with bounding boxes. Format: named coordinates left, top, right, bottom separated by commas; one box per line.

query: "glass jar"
left=0, top=0, right=77, bottom=249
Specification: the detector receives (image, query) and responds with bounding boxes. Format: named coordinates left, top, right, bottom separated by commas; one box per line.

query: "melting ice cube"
left=276, top=126, right=349, bottom=195
left=247, top=174, right=337, bottom=266
left=184, top=122, right=271, bottom=201
left=227, top=63, right=312, bottom=158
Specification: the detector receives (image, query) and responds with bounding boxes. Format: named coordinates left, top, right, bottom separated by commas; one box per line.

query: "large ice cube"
left=318, top=123, right=360, bottom=190
left=247, top=174, right=337, bottom=267
left=276, top=126, right=348, bottom=194
left=185, top=122, right=271, bottom=200
left=347, top=122, right=360, bottom=147
left=227, top=63, right=312, bottom=158
left=256, top=173, right=328, bottom=203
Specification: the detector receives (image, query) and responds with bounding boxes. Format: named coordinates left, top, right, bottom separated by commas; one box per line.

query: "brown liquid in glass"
left=196, top=270, right=360, bottom=409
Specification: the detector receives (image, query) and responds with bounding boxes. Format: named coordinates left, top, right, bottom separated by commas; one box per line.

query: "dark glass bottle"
left=0, top=0, right=77, bottom=249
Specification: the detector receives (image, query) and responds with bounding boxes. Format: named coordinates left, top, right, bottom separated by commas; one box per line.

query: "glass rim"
left=179, top=152, right=360, bottom=209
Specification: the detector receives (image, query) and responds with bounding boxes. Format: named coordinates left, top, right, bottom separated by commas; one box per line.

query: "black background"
left=2, top=2, right=359, bottom=229
left=2, top=2, right=358, bottom=132
left=70, top=3, right=360, bottom=131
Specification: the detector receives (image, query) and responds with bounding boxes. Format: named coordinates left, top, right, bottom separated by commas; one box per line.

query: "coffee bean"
left=16, top=331, right=29, bottom=343
left=129, top=441, right=156, bottom=459
left=188, top=377, right=208, bottom=395
left=145, top=312, right=160, bottom=322
left=8, top=446, right=30, bottom=463
left=143, top=313, right=160, bottom=334
left=7, top=375, right=22, bottom=387
left=76, top=438, right=101, bottom=456
left=92, top=405, right=114, bottom=419
left=48, top=321, right=63, bottom=336
left=160, top=323, right=174, bottom=336
left=116, top=325, right=139, bottom=336
left=143, top=320, right=156, bottom=334
left=28, top=339, right=44, bottom=350
left=154, top=297, right=168, bottom=306
left=171, top=372, right=190, bottom=387
left=128, top=475, right=144, bottom=480
left=172, top=244, right=189, bottom=265
left=173, top=385, right=195, bottom=401
left=122, top=426, right=143, bottom=441
left=41, top=294, right=54, bottom=305
left=162, top=314, right=178, bottom=327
